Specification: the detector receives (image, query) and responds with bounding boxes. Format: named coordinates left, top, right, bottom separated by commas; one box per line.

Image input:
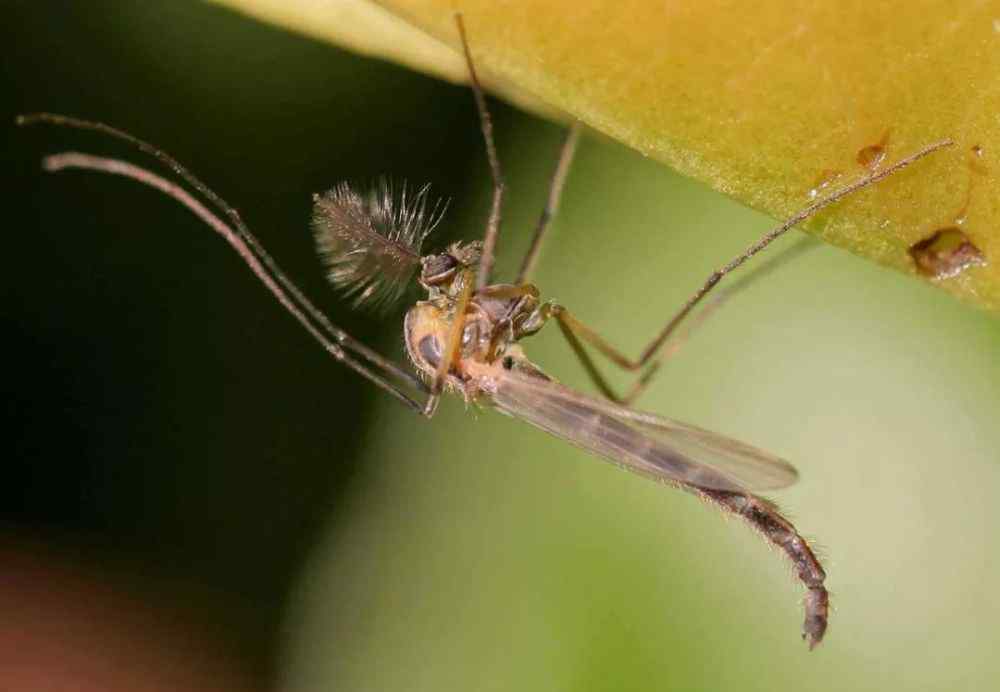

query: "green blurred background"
left=5, top=3, right=1000, bottom=690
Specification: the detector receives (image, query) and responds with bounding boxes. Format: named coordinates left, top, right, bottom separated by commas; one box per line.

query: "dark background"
left=4, top=2, right=516, bottom=680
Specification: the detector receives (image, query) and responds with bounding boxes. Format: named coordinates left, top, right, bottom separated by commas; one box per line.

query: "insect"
left=18, top=14, right=952, bottom=650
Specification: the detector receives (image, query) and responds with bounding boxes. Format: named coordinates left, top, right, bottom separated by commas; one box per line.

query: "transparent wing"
left=487, top=369, right=798, bottom=492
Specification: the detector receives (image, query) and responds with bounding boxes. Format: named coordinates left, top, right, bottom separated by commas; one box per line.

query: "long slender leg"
left=553, top=239, right=818, bottom=403
left=17, top=112, right=425, bottom=395
left=422, top=270, right=476, bottom=416
left=551, top=300, right=706, bottom=404
left=36, top=151, right=430, bottom=414
left=454, top=15, right=506, bottom=291
left=515, top=122, right=582, bottom=285
left=630, top=139, right=953, bottom=365
left=547, top=140, right=954, bottom=400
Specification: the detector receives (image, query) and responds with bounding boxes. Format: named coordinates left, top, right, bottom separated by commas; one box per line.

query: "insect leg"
left=17, top=112, right=427, bottom=395
left=548, top=303, right=687, bottom=404
left=628, top=139, right=954, bottom=369
left=422, top=270, right=476, bottom=416
left=515, top=122, right=582, bottom=285
left=454, top=14, right=506, bottom=291
left=35, top=150, right=431, bottom=414
left=548, top=239, right=818, bottom=403
left=543, top=140, right=954, bottom=402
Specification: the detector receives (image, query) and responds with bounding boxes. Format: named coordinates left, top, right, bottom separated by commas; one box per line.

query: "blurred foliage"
left=216, top=0, right=1000, bottom=312
left=6, top=2, right=1000, bottom=691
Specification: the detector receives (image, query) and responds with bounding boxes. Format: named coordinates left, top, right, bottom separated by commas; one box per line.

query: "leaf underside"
left=211, top=0, right=1000, bottom=311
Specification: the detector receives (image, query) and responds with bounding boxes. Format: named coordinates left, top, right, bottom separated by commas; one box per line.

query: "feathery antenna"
left=312, top=178, right=446, bottom=310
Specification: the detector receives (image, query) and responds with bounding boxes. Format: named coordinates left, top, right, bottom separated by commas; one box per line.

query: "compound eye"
left=421, top=253, right=459, bottom=285
left=417, top=334, right=442, bottom=368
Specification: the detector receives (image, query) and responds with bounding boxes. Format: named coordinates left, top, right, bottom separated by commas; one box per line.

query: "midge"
left=19, top=15, right=952, bottom=650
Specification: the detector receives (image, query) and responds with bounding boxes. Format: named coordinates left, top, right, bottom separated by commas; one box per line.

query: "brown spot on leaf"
left=909, top=227, right=986, bottom=279
left=857, top=130, right=890, bottom=171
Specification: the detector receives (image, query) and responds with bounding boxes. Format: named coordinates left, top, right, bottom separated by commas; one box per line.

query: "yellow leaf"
left=211, top=0, right=1000, bottom=310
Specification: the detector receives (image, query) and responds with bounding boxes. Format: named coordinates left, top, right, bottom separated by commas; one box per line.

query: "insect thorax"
left=404, top=246, right=550, bottom=390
